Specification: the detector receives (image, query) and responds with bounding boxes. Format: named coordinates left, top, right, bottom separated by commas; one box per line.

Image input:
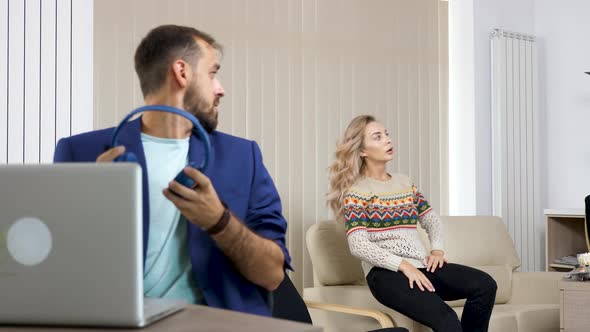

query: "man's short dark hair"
left=134, top=25, right=222, bottom=97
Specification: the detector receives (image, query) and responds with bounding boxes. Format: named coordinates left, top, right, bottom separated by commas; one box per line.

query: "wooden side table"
left=559, top=279, right=590, bottom=331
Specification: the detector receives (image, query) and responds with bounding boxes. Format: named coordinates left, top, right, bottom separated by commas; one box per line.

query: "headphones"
left=111, top=105, right=211, bottom=188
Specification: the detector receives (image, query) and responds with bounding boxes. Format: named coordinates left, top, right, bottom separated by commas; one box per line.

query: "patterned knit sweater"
left=343, top=174, right=444, bottom=275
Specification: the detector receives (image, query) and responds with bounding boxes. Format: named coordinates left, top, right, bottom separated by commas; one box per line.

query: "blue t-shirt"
left=141, top=133, right=205, bottom=304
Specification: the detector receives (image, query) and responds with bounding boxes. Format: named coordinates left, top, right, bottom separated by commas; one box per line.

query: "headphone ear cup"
left=114, top=152, right=138, bottom=163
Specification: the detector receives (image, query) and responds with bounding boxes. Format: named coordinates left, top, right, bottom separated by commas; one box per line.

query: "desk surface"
left=0, top=305, right=322, bottom=332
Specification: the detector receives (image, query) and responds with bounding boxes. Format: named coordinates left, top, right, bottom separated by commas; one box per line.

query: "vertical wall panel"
left=23, top=0, right=40, bottom=163
left=55, top=0, right=71, bottom=143
left=518, top=40, right=527, bottom=268
left=71, top=0, right=93, bottom=135
left=506, top=40, right=515, bottom=238
left=0, top=0, right=8, bottom=163
left=491, top=30, right=540, bottom=271
left=526, top=41, right=536, bottom=270
left=7, top=0, right=24, bottom=163
left=301, top=0, right=317, bottom=288
left=227, top=0, right=247, bottom=139
left=438, top=0, right=449, bottom=216
left=288, top=0, right=304, bottom=291
left=274, top=0, right=292, bottom=256
left=532, top=43, right=542, bottom=271
left=94, top=0, right=448, bottom=291
left=261, top=50, right=277, bottom=178
left=113, top=0, right=135, bottom=130
left=1, top=0, right=92, bottom=164
left=39, top=0, right=56, bottom=163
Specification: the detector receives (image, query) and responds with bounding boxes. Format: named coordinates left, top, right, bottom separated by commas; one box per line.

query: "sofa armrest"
left=304, top=300, right=396, bottom=328
left=506, top=271, right=565, bottom=304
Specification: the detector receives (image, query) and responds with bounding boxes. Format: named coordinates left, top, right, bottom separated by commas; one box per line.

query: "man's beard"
left=183, top=82, right=218, bottom=133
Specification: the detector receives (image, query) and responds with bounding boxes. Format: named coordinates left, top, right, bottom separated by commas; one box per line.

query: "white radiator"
left=490, top=29, right=542, bottom=271
left=0, top=0, right=93, bottom=164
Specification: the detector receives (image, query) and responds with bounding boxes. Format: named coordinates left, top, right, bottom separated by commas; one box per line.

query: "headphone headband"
left=110, top=105, right=211, bottom=171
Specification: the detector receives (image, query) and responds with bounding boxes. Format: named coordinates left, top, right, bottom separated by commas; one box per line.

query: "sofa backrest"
left=438, top=216, right=521, bottom=305
left=439, top=216, right=520, bottom=268
left=306, top=221, right=366, bottom=286
left=306, top=216, right=521, bottom=304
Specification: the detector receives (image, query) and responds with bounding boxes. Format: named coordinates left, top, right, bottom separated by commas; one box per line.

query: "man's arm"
left=163, top=166, right=287, bottom=291
left=210, top=214, right=285, bottom=291
left=53, top=139, right=74, bottom=162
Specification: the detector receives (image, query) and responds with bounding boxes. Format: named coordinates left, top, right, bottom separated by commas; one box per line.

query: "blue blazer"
left=53, top=118, right=291, bottom=316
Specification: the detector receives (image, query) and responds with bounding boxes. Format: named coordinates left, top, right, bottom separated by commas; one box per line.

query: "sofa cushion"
left=454, top=304, right=559, bottom=332
left=445, top=265, right=513, bottom=306
left=448, top=307, right=518, bottom=332
left=514, top=304, right=559, bottom=332
left=507, top=271, right=563, bottom=304
left=306, top=222, right=365, bottom=286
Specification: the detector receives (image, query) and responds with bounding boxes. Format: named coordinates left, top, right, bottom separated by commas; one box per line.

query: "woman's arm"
left=412, top=185, right=446, bottom=272
left=412, top=185, right=444, bottom=251
left=419, top=210, right=444, bottom=251
left=346, top=229, right=404, bottom=271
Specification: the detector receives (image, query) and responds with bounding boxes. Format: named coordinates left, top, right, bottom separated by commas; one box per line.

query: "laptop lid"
left=0, top=163, right=144, bottom=326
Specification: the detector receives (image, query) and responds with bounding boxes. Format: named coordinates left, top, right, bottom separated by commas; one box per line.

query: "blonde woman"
left=328, top=115, right=497, bottom=332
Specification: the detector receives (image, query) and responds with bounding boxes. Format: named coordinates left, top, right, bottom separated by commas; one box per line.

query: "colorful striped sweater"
left=343, top=174, right=444, bottom=275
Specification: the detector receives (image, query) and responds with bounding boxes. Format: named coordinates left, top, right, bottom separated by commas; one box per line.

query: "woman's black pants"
left=366, top=263, right=497, bottom=332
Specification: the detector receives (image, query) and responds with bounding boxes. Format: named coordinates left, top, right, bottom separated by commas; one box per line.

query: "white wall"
left=462, top=0, right=590, bottom=213
left=448, top=0, right=535, bottom=216
left=462, top=0, right=590, bottom=212
left=448, top=0, right=476, bottom=215
left=535, top=0, right=590, bottom=209
left=450, top=0, right=590, bottom=270
left=472, top=0, right=534, bottom=215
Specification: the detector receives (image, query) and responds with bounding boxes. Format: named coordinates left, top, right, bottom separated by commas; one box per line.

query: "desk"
left=545, top=209, right=587, bottom=272
left=0, top=305, right=322, bottom=332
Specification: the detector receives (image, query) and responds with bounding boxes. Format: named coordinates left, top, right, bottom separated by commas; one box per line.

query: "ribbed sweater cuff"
left=387, top=255, right=403, bottom=272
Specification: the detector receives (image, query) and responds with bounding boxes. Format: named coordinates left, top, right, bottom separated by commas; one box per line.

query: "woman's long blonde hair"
left=327, top=115, right=376, bottom=218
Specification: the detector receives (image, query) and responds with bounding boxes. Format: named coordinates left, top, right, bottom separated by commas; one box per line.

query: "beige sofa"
left=304, top=216, right=564, bottom=332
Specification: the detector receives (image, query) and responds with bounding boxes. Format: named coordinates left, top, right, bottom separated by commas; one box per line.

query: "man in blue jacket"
left=53, top=25, right=291, bottom=316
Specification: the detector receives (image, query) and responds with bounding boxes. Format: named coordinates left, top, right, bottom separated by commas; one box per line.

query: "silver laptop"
left=0, top=163, right=185, bottom=327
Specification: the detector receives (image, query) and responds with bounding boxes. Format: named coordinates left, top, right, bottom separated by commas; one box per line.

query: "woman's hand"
left=398, top=260, right=435, bottom=292
left=425, top=250, right=448, bottom=273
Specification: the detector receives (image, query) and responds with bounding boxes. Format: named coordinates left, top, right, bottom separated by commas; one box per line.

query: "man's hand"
left=164, top=166, right=285, bottom=291
left=163, top=166, right=225, bottom=230
left=96, top=146, right=126, bottom=162
left=425, top=250, right=447, bottom=273
left=398, top=260, right=435, bottom=292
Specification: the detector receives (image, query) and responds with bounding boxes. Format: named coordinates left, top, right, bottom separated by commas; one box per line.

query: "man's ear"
left=171, top=60, right=189, bottom=89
